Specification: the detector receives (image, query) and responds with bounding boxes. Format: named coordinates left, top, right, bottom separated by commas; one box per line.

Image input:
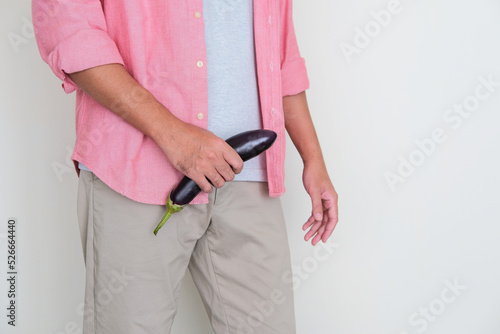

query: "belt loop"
left=213, top=187, right=218, bottom=205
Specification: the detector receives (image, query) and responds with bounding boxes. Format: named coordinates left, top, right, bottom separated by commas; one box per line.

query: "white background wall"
left=1, top=0, right=500, bottom=333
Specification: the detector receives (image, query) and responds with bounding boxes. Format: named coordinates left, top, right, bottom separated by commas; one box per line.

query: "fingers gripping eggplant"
left=153, top=129, right=277, bottom=235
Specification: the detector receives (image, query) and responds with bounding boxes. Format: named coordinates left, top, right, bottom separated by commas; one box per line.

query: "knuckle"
left=198, top=160, right=211, bottom=173
left=237, top=159, right=244, bottom=169
left=214, top=138, right=225, bottom=147
left=202, top=183, right=212, bottom=193
left=209, top=137, right=223, bottom=149
left=208, top=173, right=223, bottom=188
left=206, top=150, right=217, bottom=160
left=233, top=161, right=244, bottom=173
left=217, top=178, right=226, bottom=188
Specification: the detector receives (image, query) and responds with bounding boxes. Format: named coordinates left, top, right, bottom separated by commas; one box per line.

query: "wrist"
left=146, top=101, right=186, bottom=150
left=302, top=150, right=326, bottom=168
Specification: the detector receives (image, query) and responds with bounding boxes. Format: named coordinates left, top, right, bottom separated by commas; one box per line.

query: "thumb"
left=310, top=189, right=323, bottom=222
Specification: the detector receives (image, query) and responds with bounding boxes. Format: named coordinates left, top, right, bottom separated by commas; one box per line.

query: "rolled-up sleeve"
left=279, top=0, right=310, bottom=97
left=32, top=1, right=124, bottom=93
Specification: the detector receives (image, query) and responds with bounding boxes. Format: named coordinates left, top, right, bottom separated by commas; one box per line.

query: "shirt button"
left=270, top=62, right=274, bottom=71
left=197, top=113, right=204, bottom=120
left=195, top=11, right=202, bottom=18
left=268, top=15, right=272, bottom=25
left=271, top=108, right=276, bottom=117
left=196, top=60, right=204, bottom=68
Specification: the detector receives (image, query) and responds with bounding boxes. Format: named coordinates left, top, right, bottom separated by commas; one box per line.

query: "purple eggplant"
left=153, top=129, right=277, bottom=235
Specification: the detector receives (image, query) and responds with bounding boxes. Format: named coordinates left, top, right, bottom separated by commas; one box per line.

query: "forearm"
left=67, top=63, right=244, bottom=192
left=283, top=91, right=326, bottom=168
left=67, top=63, right=183, bottom=151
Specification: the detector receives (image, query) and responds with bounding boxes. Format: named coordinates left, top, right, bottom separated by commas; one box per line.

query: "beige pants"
left=77, top=170, right=296, bottom=334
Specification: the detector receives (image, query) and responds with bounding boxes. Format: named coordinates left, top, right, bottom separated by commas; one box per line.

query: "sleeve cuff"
left=281, top=57, right=310, bottom=97
left=48, top=29, right=125, bottom=94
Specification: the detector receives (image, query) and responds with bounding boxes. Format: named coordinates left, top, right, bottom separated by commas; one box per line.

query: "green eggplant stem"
left=153, top=194, right=184, bottom=236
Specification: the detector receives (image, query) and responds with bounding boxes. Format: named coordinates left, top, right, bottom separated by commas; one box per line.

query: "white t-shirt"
left=80, top=0, right=267, bottom=182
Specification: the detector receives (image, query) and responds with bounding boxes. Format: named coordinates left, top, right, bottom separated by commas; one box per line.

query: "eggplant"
left=153, top=129, right=277, bottom=235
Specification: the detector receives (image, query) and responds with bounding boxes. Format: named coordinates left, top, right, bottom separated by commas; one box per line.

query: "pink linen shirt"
left=32, top=0, right=309, bottom=205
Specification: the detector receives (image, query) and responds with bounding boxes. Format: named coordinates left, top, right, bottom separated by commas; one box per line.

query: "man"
left=33, top=0, right=338, bottom=333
